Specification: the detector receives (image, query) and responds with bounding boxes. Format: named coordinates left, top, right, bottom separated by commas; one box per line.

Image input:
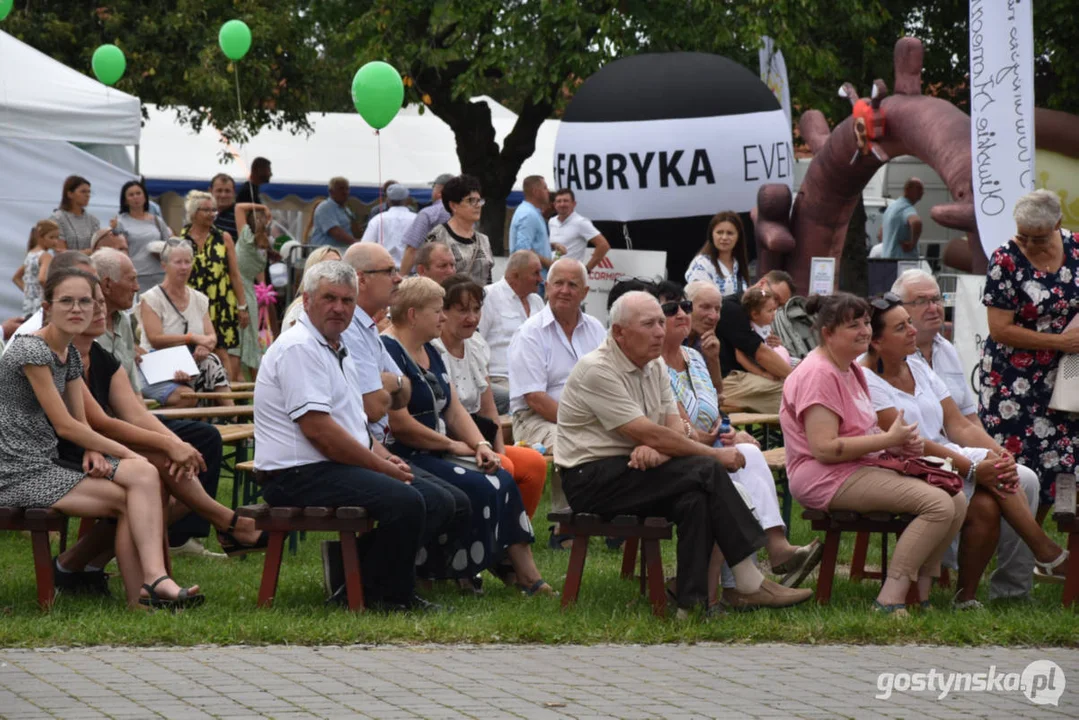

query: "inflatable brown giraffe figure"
left=754, top=37, right=982, bottom=292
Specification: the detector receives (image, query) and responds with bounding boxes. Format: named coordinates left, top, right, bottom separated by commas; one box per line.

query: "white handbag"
left=1049, top=351, right=1079, bottom=413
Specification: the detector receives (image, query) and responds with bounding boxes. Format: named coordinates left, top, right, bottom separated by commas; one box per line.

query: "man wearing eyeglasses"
left=892, top=269, right=983, bottom=430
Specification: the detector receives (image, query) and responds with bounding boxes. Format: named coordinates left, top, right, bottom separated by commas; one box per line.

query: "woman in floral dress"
left=179, top=191, right=249, bottom=380
left=979, top=190, right=1079, bottom=513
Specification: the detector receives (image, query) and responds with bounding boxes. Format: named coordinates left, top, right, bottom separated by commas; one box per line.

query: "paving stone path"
left=1, top=643, right=1076, bottom=719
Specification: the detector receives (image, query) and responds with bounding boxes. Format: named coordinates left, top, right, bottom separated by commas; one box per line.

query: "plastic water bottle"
left=531, top=442, right=547, bottom=455
left=719, top=418, right=731, bottom=435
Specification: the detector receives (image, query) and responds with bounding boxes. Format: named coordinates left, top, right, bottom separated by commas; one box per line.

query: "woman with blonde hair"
left=280, top=245, right=343, bottom=330
left=382, top=276, right=553, bottom=595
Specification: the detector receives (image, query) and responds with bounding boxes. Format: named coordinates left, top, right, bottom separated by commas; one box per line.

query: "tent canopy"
left=0, top=31, right=141, bottom=146
left=139, top=96, right=560, bottom=202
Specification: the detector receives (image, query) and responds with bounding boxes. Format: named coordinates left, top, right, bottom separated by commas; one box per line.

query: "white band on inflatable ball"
left=553, top=109, right=794, bottom=222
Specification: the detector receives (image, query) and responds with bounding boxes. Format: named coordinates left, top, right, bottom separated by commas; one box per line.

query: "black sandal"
left=216, top=511, right=269, bottom=557
left=138, top=575, right=204, bottom=610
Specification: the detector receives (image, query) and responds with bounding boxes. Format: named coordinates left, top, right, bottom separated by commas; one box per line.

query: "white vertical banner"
left=969, top=0, right=1036, bottom=260
left=759, top=37, right=792, bottom=125
left=953, top=274, right=989, bottom=401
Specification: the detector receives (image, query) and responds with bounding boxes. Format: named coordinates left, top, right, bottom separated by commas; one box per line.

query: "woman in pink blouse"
left=779, top=293, right=967, bottom=616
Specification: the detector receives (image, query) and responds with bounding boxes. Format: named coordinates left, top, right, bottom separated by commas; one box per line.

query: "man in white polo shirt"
left=477, top=249, right=544, bottom=414
left=508, top=257, right=605, bottom=527
left=254, top=260, right=436, bottom=612
left=892, top=269, right=982, bottom=428
left=548, top=188, right=610, bottom=273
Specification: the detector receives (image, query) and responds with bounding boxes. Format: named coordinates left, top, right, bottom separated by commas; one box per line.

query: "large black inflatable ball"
left=553, top=52, right=793, bottom=282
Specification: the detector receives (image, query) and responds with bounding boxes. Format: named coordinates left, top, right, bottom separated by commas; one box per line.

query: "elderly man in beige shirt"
left=557, top=291, right=809, bottom=617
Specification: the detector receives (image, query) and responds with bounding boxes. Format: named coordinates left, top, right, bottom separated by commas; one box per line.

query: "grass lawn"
left=0, top=468, right=1075, bottom=648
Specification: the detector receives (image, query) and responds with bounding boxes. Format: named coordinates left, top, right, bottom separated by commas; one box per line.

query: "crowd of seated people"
left=1, top=176, right=1073, bottom=622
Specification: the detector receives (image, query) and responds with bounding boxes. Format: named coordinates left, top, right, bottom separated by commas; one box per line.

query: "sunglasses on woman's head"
left=869, top=292, right=903, bottom=311
left=661, top=300, right=693, bottom=317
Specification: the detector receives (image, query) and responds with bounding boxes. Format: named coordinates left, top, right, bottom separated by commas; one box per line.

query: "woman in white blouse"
left=138, top=239, right=232, bottom=407
left=432, top=274, right=547, bottom=519
left=860, top=294, right=1068, bottom=608
left=683, top=211, right=750, bottom=296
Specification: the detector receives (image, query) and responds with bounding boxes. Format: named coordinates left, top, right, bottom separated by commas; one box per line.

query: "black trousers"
left=261, top=461, right=433, bottom=604
left=160, top=418, right=222, bottom=547
left=562, top=455, right=766, bottom=609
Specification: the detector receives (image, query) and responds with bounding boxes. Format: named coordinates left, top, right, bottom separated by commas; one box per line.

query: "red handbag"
left=864, top=455, right=964, bottom=496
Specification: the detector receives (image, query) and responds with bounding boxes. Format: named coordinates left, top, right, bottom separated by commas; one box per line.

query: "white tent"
left=0, top=31, right=140, bottom=318
left=138, top=96, right=560, bottom=199
left=0, top=31, right=141, bottom=146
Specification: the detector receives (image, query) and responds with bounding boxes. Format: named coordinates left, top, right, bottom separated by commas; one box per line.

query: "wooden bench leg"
left=642, top=538, right=667, bottom=617
left=1063, top=532, right=1079, bottom=607
left=621, top=537, right=638, bottom=580
left=257, top=531, right=287, bottom=608
left=639, top=541, right=647, bottom=596
left=815, top=530, right=841, bottom=605
left=30, top=530, right=55, bottom=610
left=339, top=531, right=365, bottom=612
left=850, top=531, right=870, bottom=582
left=561, top=534, right=589, bottom=610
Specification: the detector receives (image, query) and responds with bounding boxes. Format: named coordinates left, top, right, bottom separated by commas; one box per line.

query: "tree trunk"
left=840, top=196, right=869, bottom=296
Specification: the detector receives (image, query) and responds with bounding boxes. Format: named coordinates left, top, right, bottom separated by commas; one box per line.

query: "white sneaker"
left=169, top=538, right=226, bottom=559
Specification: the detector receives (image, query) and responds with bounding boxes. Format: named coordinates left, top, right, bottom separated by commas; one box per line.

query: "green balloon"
left=219, top=19, right=252, bottom=61
left=0, top=0, right=13, bottom=22
left=351, top=61, right=404, bottom=130
left=91, top=44, right=126, bottom=86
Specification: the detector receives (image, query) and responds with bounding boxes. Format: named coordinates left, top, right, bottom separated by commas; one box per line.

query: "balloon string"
left=233, top=63, right=247, bottom=165
left=377, top=129, right=384, bottom=249
left=233, top=64, right=244, bottom=125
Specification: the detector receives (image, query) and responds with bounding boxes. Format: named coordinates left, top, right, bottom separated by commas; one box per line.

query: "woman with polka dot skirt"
left=381, top=276, right=555, bottom=596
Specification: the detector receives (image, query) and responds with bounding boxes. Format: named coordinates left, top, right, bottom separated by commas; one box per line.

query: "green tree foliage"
left=2, top=0, right=342, bottom=146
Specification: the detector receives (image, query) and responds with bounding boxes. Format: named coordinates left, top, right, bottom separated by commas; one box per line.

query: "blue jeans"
left=261, top=461, right=427, bottom=604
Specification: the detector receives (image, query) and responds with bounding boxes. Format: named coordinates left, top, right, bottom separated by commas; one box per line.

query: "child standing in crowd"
left=735, top=287, right=793, bottom=374
left=13, top=220, right=61, bottom=317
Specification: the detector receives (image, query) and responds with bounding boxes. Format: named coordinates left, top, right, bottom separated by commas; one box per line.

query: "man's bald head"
left=344, top=242, right=399, bottom=312
left=343, top=242, right=391, bottom=272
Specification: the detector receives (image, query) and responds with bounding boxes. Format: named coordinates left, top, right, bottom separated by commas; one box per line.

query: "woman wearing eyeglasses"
left=138, top=239, right=231, bottom=407
left=422, top=175, right=494, bottom=286
left=0, top=268, right=203, bottom=608
left=861, top=294, right=1068, bottom=607
left=779, top=292, right=967, bottom=616
left=979, top=189, right=1079, bottom=520
left=643, top=279, right=821, bottom=604
left=179, top=190, right=250, bottom=381
left=382, top=277, right=554, bottom=596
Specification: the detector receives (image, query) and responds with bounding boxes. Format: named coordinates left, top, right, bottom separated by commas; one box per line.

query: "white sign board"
left=952, top=274, right=989, bottom=398
left=969, top=0, right=1036, bottom=260
left=810, top=257, right=835, bottom=296
left=553, top=111, right=793, bottom=221
left=490, top=249, right=667, bottom=325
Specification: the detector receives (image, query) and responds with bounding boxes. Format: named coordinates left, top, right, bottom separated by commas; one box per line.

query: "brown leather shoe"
left=721, top=579, right=813, bottom=611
